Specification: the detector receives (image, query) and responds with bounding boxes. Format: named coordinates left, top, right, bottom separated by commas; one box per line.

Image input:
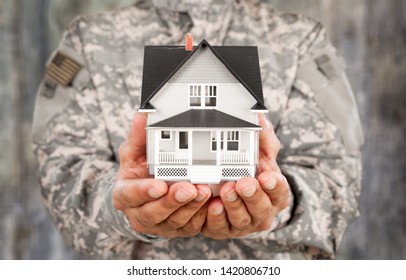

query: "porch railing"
left=159, top=152, right=189, bottom=164
left=220, top=152, right=249, bottom=164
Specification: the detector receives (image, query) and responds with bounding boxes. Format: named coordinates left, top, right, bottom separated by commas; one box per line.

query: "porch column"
left=188, top=131, right=193, bottom=165
left=216, top=130, right=221, bottom=166
left=249, top=130, right=255, bottom=165
left=155, top=130, right=160, bottom=165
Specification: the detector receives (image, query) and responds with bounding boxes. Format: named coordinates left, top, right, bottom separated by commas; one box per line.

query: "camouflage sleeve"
left=32, top=17, right=162, bottom=258
left=270, top=23, right=364, bottom=259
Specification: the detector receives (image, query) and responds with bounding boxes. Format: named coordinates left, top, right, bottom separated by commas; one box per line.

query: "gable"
left=140, top=40, right=267, bottom=110
left=168, top=47, right=238, bottom=84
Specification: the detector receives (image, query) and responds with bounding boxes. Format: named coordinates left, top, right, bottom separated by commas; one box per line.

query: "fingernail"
left=241, top=183, right=256, bottom=197
left=263, top=176, right=277, bottom=190
left=148, top=187, right=165, bottom=198
left=212, top=204, right=224, bottom=215
left=194, top=191, right=208, bottom=202
left=175, top=187, right=195, bottom=203
left=225, top=191, right=238, bottom=202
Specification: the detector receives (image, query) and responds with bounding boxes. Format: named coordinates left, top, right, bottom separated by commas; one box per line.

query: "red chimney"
left=185, top=34, right=193, bottom=51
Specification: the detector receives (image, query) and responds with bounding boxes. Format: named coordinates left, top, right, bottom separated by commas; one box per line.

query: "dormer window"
left=189, top=84, right=217, bottom=108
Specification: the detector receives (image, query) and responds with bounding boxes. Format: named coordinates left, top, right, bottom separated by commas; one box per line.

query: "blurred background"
left=0, top=0, right=405, bottom=259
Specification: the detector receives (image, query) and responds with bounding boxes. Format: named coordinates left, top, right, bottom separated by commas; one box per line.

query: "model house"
left=138, top=36, right=268, bottom=184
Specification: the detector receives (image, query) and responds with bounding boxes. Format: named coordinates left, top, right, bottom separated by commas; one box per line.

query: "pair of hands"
left=113, top=113, right=290, bottom=240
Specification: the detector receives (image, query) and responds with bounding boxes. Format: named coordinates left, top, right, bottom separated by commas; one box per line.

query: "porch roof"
left=148, top=109, right=261, bottom=129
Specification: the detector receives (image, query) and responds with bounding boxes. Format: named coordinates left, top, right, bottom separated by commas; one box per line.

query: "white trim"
left=250, top=109, right=269, bottom=113
left=210, top=131, right=221, bottom=152
left=154, top=130, right=160, bottom=165
left=154, top=165, right=256, bottom=182
left=177, top=131, right=189, bottom=150
left=160, top=130, right=172, bottom=140
left=188, top=131, right=193, bottom=165
left=216, top=130, right=221, bottom=165
left=188, top=83, right=218, bottom=109
left=138, top=109, right=156, bottom=113
left=225, top=130, right=240, bottom=152
left=249, top=130, right=255, bottom=165
left=148, top=127, right=262, bottom=131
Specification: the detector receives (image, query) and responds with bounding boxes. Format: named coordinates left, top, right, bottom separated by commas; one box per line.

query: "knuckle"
left=234, top=217, right=251, bottom=231
left=181, top=223, right=201, bottom=237
left=165, top=218, right=185, bottom=230
left=258, top=220, right=272, bottom=231
left=138, top=207, right=160, bottom=226
left=161, top=195, right=180, bottom=210
left=129, top=218, right=147, bottom=233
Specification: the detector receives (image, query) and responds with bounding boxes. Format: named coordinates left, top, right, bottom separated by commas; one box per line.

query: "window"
left=211, top=131, right=224, bottom=151
left=227, top=131, right=239, bottom=151
left=204, top=85, right=217, bottom=107
left=211, top=131, right=239, bottom=151
left=189, top=85, right=201, bottom=107
left=161, top=131, right=171, bottom=140
left=189, top=84, right=217, bottom=108
left=179, top=132, right=188, bottom=149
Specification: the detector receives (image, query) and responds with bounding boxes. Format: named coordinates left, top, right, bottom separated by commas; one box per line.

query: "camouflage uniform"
left=32, top=0, right=363, bottom=259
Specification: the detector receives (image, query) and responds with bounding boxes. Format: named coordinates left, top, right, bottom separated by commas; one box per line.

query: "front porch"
left=153, top=129, right=256, bottom=166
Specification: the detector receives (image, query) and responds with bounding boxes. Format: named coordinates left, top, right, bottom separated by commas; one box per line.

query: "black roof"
left=140, top=40, right=266, bottom=110
left=148, top=109, right=261, bottom=129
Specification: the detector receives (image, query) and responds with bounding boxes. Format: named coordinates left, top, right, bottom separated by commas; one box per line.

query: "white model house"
left=138, top=38, right=268, bottom=184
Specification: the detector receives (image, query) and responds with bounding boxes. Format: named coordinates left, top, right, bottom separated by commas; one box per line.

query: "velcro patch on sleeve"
left=46, top=51, right=82, bottom=87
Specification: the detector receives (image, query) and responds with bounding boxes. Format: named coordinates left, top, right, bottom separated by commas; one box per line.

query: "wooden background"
left=0, top=0, right=405, bottom=259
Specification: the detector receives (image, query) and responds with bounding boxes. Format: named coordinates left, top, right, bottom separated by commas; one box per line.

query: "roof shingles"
left=140, top=40, right=266, bottom=110
left=148, top=109, right=261, bottom=129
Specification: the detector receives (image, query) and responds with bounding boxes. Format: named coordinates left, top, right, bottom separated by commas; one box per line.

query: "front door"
left=178, top=131, right=189, bottom=150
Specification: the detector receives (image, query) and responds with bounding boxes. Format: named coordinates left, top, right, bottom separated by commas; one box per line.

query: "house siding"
left=169, top=47, right=237, bottom=84
left=148, top=83, right=258, bottom=125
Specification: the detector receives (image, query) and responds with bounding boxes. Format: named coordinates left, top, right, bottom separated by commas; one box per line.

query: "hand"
left=202, top=115, right=291, bottom=239
left=113, top=113, right=211, bottom=238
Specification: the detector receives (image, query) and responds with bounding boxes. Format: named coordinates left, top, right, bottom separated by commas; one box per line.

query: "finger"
left=258, top=114, right=281, bottom=167
left=113, top=178, right=168, bottom=210
left=235, top=177, right=273, bottom=228
left=202, top=197, right=229, bottom=239
left=219, top=182, right=252, bottom=231
left=118, top=113, right=148, bottom=165
left=178, top=202, right=209, bottom=237
left=132, top=182, right=198, bottom=226
left=258, top=171, right=291, bottom=211
left=163, top=184, right=211, bottom=230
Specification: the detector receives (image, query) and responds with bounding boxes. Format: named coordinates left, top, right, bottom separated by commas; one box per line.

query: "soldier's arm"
left=257, top=22, right=363, bottom=259
left=31, top=18, right=169, bottom=257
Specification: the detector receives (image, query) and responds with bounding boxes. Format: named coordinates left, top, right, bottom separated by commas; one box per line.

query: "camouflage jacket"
left=32, top=0, right=364, bottom=259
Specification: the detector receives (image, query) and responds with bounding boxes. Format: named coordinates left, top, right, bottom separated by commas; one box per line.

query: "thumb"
left=128, top=112, right=147, bottom=149
left=119, top=113, right=147, bottom=164
left=258, top=114, right=280, bottom=161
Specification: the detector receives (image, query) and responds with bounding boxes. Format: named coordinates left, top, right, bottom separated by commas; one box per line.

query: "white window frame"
left=188, top=83, right=218, bottom=109
left=210, top=131, right=223, bottom=152
left=177, top=131, right=189, bottom=150
left=225, top=131, right=240, bottom=152
left=210, top=131, right=240, bottom=152
left=161, top=130, right=172, bottom=140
